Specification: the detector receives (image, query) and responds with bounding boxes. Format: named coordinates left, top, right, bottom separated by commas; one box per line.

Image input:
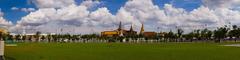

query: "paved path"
left=223, top=44, right=240, bottom=47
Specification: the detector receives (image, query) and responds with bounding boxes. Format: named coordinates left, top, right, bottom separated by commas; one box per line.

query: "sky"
left=0, top=0, right=240, bottom=34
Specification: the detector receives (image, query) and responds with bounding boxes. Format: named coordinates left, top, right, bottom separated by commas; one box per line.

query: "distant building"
left=143, top=32, right=157, bottom=38
left=140, top=23, right=157, bottom=38
left=101, top=31, right=120, bottom=37
left=101, top=22, right=159, bottom=38
left=123, top=24, right=137, bottom=36
left=101, top=22, right=137, bottom=37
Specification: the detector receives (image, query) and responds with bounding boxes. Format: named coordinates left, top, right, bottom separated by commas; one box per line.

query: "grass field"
left=5, top=42, right=240, bottom=60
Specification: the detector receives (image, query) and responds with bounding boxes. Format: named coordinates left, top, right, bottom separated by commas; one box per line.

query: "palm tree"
left=177, top=29, right=184, bottom=42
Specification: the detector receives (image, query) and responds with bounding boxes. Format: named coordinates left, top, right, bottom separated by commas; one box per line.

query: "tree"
left=177, top=29, right=184, bottom=42
left=165, top=30, right=176, bottom=42
left=22, top=35, right=26, bottom=42
left=177, top=29, right=184, bottom=38
left=0, top=31, right=9, bottom=41
left=183, top=32, right=194, bottom=42
left=35, top=31, right=41, bottom=42
left=200, top=28, right=212, bottom=41
left=206, top=30, right=212, bottom=40
left=52, top=35, right=58, bottom=42
left=233, top=25, right=238, bottom=30
left=214, top=27, right=229, bottom=43
left=187, top=29, right=201, bottom=41
left=41, top=36, right=46, bottom=41
left=15, top=34, right=21, bottom=41
left=229, top=25, right=239, bottom=42
left=47, top=34, right=52, bottom=42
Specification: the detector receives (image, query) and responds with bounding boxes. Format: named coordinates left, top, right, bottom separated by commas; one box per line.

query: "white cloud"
left=0, top=17, right=13, bottom=27
left=33, top=0, right=75, bottom=8
left=202, top=0, right=240, bottom=9
left=116, top=0, right=240, bottom=32
left=11, top=7, right=36, bottom=12
left=80, top=0, right=101, bottom=9
left=0, top=10, right=13, bottom=28
left=13, top=1, right=111, bottom=34
left=11, top=7, right=19, bottom=10
left=21, top=8, right=36, bottom=12
left=11, top=0, right=240, bottom=34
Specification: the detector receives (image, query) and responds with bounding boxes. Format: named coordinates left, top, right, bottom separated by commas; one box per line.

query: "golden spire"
left=140, top=23, right=144, bottom=34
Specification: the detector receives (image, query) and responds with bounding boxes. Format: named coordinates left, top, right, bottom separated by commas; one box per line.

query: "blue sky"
left=0, top=0, right=36, bottom=24
left=0, top=0, right=202, bottom=24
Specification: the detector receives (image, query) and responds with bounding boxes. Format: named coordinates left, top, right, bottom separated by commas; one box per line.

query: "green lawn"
left=5, top=42, right=240, bottom=60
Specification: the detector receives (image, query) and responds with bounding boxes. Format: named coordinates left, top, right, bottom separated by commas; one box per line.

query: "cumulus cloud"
left=202, top=0, right=240, bottom=9
left=0, top=10, right=13, bottom=28
left=12, top=1, right=114, bottom=34
left=116, top=0, right=240, bottom=32
left=32, top=0, right=75, bottom=8
left=11, top=0, right=240, bottom=34
left=80, top=0, right=101, bottom=8
left=0, top=17, right=13, bottom=27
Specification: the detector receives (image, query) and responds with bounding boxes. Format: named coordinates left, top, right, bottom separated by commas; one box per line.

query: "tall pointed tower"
left=117, top=21, right=124, bottom=36
left=129, top=24, right=133, bottom=32
left=140, top=23, right=144, bottom=34
left=117, top=21, right=122, bottom=31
